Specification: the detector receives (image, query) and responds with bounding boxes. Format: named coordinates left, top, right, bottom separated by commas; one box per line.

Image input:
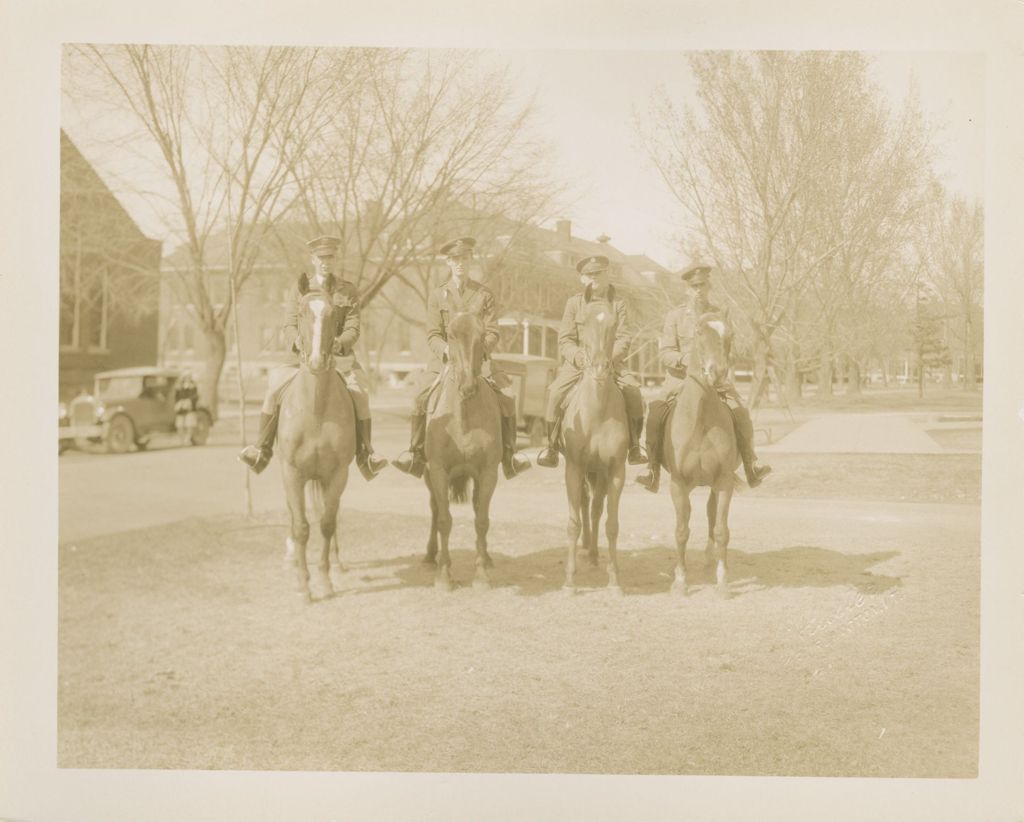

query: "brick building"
left=59, top=131, right=163, bottom=401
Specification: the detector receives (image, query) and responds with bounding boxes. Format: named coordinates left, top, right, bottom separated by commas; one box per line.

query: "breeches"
left=263, top=363, right=371, bottom=420
left=411, top=368, right=515, bottom=418
left=544, top=366, right=644, bottom=421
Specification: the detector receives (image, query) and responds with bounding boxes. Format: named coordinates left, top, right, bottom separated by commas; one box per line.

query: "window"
left=83, top=270, right=108, bottom=351
left=60, top=288, right=78, bottom=348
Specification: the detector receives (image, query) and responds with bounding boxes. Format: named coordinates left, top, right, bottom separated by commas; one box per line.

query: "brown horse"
left=423, top=311, right=503, bottom=591
left=661, top=313, right=740, bottom=596
left=560, top=300, right=630, bottom=594
left=277, top=274, right=357, bottom=602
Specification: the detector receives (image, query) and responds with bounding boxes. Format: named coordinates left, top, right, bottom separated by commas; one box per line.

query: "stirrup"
left=503, top=452, right=532, bottom=479
left=746, top=463, right=772, bottom=488
left=391, top=450, right=426, bottom=478
left=238, top=445, right=271, bottom=475
left=636, top=470, right=659, bottom=493
left=358, top=452, right=388, bottom=481
left=627, top=446, right=648, bottom=466
left=536, top=447, right=559, bottom=468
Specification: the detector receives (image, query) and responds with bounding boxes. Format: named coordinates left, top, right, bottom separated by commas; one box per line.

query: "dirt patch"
left=59, top=499, right=979, bottom=777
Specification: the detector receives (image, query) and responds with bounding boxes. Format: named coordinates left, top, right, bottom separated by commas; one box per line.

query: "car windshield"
left=95, top=376, right=144, bottom=400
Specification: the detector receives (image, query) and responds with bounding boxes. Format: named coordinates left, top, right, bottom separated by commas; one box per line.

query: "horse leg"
left=472, top=471, right=498, bottom=590
left=320, top=469, right=349, bottom=597
left=705, top=492, right=718, bottom=573
left=282, top=467, right=312, bottom=603
left=604, top=466, right=625, bottom=596
left=563, top=460, right=584, bottom=593
left=587, top=475, right=605, bottom=568
left=711, top=486, right=733, bottom=597
left=669, top=476, right=693, bottom=596
left=424, top=475, right=439, bottom=567
left=427, top=469, right=454, bottom=591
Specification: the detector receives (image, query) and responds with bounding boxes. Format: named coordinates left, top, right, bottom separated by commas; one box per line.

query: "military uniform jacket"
left=283, top=278, right=361, bottom=357
left=659, top=299, right=727, bottom=379
left=558, top=284, right=631, bottom=370
left=425, top=278, right=500, bottom=373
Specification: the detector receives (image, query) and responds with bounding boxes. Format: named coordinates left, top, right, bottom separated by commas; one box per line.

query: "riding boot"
left=536, top=419, right=561, bottom=468
left=636, top=400, right=665, bottom=493
left=391, top=413, right=427, bottom=478
left=355, top=419, right=387, bottom=481
left=627, top=416, right=648, bottom=465
left=238, top=411, right=278, bottom=475
left=500, top=415, right=532, bottom=479
left=729, top=406, right=772, bottom=488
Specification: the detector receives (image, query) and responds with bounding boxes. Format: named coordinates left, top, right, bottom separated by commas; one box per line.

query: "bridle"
left=297, top=291, right=336, bottom=375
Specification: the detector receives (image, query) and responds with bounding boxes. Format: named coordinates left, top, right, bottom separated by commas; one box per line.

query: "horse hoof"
left=435, top=574, right=454, bottom=592
left=562, top=585, right=577, bottom=596
left=482, top=553, right=495, bottom=569
left=473, top=577, right=491, bottom=591
left=608, top=584, right=624, bottom=598
left=587, top=553, right=599, bottom=567
left=671, top=580, right=688, bottom=597
left=422, top=555, right=437, bottom=567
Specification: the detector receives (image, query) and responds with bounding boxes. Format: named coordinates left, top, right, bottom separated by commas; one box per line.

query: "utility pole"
left=227, top=195, right=253, bottom=516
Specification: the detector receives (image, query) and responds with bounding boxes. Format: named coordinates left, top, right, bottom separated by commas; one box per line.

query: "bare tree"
left=917, top=188, right=984, bottom=390
left=285, top=50, right=556, bottom=312
left=642, top=51, right=936, bottom=406
left=63, top=44, right=373, bottom=414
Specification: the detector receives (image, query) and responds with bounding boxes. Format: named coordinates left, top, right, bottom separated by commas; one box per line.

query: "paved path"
left=762, top=413, right=946, bottom=454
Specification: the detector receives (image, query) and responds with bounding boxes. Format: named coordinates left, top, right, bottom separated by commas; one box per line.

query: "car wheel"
left=105, top=415, right=135, bottom=454
left=190, top=410, right=211, bottom=446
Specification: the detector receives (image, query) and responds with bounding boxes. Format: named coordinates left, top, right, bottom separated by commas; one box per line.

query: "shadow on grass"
left=342, top=542, right=903, bottom=599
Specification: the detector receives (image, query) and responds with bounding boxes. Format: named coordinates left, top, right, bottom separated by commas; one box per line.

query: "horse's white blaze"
left=596, top=311, right=607, bottom=322
left=308, top=297, right=328, bottom=355
left=707, top=320, right=726, bottom=339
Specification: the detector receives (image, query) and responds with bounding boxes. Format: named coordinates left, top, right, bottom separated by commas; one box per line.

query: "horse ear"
left=324, top=273, right=336, bottom=294
left=298, top=272, right=310, bottom=295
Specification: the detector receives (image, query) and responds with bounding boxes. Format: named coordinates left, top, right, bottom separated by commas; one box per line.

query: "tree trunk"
left=747, top=338, right=771, bottom=410
left=962, top=312, right=977, bottom=391
left=201, top=327, right=227, bottom=418
left=818, top=353, right=834, bottom=398
left=784, top=354, right=802, bottom=404
left=847, top=355, right=862, bottom=395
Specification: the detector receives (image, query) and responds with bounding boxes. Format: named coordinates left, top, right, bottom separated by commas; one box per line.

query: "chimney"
left=555, top=219, right=571, bottom=240
left=597, top=234, right=611, bottom=244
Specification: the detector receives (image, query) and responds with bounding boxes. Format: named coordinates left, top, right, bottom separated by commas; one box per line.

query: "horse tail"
left=449, top=475, right=472, bottom=505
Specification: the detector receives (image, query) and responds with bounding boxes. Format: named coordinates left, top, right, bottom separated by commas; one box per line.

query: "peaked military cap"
left=306, top=235, right=342, bottom=255
left=576, top=255, right=610, bottom=276
left=681, top=263, right=712, bottom=285
left=439, top=236, right=476, bottom=257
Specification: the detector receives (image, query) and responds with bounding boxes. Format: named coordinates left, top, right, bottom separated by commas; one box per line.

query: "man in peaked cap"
left=238, top=234, right=387, bottom=480
left=535, top=254, right=647, bottom=468
left=635, top=263, right=771, bottom=493
left=391, top=236, right=531, bottom=479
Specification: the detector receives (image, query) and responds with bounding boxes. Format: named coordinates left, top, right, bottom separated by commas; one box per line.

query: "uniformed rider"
left=635, top=263, right=772, bottom=493
left=238, top=235, right=387, bottom=480
left=391, top=236, right=532, bottom=480
left=536, top=254, right=647, bottom=467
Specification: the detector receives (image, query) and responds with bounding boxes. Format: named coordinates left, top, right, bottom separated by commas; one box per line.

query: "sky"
left=63, top=49, right=986, bottom=272
left=495, top=49, right=986, bottom=270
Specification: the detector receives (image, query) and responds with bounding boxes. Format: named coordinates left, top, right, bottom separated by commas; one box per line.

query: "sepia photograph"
left=2, top=0, right=1022, bottom=820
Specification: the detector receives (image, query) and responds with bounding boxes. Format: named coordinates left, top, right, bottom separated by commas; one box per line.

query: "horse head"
left=579, top=301, right=618, bottom=384
left=447, top=311, right=485, bottom=399
left=693, top=312, right=733, bottom=387
left=296, top=272, right=339, bottom=374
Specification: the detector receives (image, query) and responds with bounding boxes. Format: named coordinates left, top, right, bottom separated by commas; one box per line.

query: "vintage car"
left=490, top=353, right=558, bottom=446
left=59, top=366, right=214, bottom=454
